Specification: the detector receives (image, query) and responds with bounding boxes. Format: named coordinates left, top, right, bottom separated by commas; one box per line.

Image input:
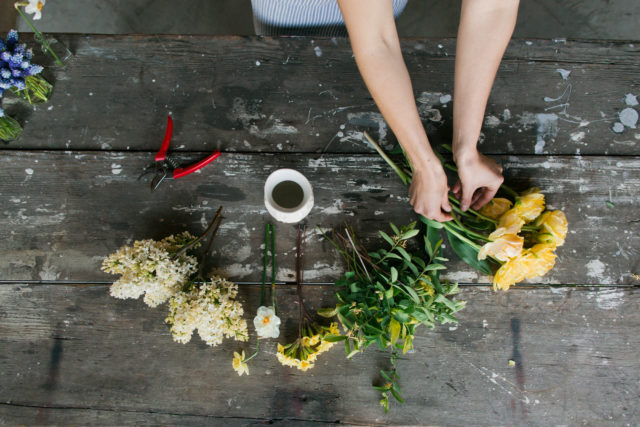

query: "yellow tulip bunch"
left=478, top=189, right=568, bottom=290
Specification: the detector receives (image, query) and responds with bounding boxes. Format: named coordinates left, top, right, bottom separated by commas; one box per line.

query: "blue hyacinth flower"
left=26, top=64, right=43, bottom=76
left=6, top=30, right=19, bottom=50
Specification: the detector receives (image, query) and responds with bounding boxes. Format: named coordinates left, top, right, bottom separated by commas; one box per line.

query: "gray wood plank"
left=0, top=151, right=638, bottom=285
left=0, top=284, right=638, bottom=425
left=2, top=35, right=638, bottom=155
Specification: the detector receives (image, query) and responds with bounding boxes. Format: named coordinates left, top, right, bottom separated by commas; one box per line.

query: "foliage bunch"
left=320, top=221, right=466, bottom=412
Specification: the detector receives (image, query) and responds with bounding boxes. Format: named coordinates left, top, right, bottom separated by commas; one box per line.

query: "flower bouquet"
left=364, top=132, right=568, bottom=291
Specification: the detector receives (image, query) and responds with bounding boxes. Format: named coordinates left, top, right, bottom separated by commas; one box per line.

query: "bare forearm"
left=338, top=0, right=437, bottom=168
left=453, top=0, right=519, bottom=162
left=353, top=46, right=438, bottom=166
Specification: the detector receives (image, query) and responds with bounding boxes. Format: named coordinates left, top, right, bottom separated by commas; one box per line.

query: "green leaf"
left=389, top=223, right=400, bottom=235
left=444, top=229, right=493, bottom=275
left=324, top=334, right=347, bottom=342
left=380, top=370, right=393, bottom=382
left=420, top=215, right=443, bottom=229
left=317, top=307, right=338, bottom=318
left=401, top=228, right=420, bottom=240
left=390, top=387, right=405, bottom=403
left=396, top=247, right=411, bottom=262
left=392, top=310, right=410, bottom=323
left=402, top=335, right=413, bottom=354
left=390, top=267, right=398, bottom=283
left=389, top=318, right=401, bottom=344
left=404, top=286, right=421, bottom=304
left=379, top=230, right=394, bottom=246
left=425, top=263, right=447, bottom=271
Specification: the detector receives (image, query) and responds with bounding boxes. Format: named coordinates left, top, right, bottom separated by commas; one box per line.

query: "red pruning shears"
left=140, top=116, right=221, bottom=191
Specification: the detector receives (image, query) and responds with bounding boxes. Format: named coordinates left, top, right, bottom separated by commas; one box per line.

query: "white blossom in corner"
left=21, top=0, right=46, bottom=20
left=253, top=306, right=281, bottom=338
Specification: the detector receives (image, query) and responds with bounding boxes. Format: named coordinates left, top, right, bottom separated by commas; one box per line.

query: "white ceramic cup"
left=264, top=168, right=314, bottom=223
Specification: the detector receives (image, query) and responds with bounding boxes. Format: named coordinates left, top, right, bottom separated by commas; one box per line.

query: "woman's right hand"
left=409, top=163, right=453, bottom=222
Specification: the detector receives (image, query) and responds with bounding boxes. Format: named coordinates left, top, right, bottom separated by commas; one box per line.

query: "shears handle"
left=155, top=116, right=173, bottom=162
left=173, top=150, right=221, bottom=179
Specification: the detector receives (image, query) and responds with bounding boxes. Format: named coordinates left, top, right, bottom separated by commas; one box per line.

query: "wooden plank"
left=3, top=35, right=638, bottom=155
left=0, top=151, right=638, bottom=285
left=0, top=284, right=638, bottom=425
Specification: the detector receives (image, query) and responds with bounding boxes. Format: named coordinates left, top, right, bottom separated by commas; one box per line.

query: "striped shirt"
left=251, top=0, right=408, bottom=37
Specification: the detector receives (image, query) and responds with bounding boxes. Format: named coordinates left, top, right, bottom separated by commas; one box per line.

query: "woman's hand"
left=452, top=150, right=504, bottom=211
left=409, top=162, right=453, bottom=222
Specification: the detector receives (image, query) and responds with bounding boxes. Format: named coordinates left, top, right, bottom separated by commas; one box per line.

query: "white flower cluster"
left=101, top=233, right=198, bottom=307
left=165, top=276, right=248, bottom=346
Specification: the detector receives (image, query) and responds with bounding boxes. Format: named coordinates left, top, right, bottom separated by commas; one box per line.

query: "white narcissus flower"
left=23, top=0, right=46, bottom=20
left=253, top=306, right=281, bottom=338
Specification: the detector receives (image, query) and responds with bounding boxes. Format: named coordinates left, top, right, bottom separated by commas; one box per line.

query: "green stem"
left=448, top=196, right=498, bottom=224
left=261, top=225, right=269, bottom=307
left=442, top=222, right=482, bottom=252
left=450, top=215, right=491, bottom=242
left=364, top=131, right=410, bottom=186
left=15, top=6, right=63, bottom=66
left=269, top=224, right=277, bottom=314
left=243, top=338, right=260, bottom=363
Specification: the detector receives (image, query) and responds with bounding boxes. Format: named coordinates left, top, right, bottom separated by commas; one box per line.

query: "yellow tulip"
left=489, top=210, right=524, bottom=239
left=513, top=190, right=545, bottom=222
left=478, top=234, right=524, bottom=262
left=479, top=198, right=513, bottom=220
left=493, top=257, right=528, bottom=291
left=521, top=244, right=557, bottom=279
left=536, top=210, right=568, bottom=247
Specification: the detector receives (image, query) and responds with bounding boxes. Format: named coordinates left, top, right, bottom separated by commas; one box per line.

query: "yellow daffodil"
left=536, top=210, right=568, bottom=247
left=479, top=198, right=513, bottom=220
left=232, top=351, right=249, bottom=376
left=478, top=234, right=524, bottom=262
left=489, top=210, right=524, bottom=239
left=513, top=190, right=545, bottom=222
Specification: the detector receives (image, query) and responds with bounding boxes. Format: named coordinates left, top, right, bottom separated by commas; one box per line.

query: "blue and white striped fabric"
left=251, top=0, right=409, bottom=36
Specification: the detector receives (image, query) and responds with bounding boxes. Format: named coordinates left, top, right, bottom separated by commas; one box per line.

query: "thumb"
left=460, top=183, right=475, bottom=211
left=442, top=192, right=452, bottom=212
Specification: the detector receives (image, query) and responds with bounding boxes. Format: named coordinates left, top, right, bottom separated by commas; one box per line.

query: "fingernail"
left=461, top=204, right=468, bottom=211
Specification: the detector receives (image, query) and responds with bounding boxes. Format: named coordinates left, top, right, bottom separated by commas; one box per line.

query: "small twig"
left=345, top=226, right=371, bottom=281
left=173, top=206, right=223, bottom=259
left=197, top=212, right=224, bottom=280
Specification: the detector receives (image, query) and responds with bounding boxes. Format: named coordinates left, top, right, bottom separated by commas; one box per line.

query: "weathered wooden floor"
left=1, top=35, right=639, bottom=425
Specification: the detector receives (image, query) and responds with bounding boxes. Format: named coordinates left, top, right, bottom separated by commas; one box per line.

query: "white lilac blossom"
left=253, top=305, right=281, bottom=338
left=23, top=0, right=46, bottom=20
left=101, top=232, right=198, bottom=307
left=165, top=276, right=249, bottom=346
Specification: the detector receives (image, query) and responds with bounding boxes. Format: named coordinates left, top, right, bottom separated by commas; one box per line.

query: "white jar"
left=264, top=169, right=314, bottom=223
